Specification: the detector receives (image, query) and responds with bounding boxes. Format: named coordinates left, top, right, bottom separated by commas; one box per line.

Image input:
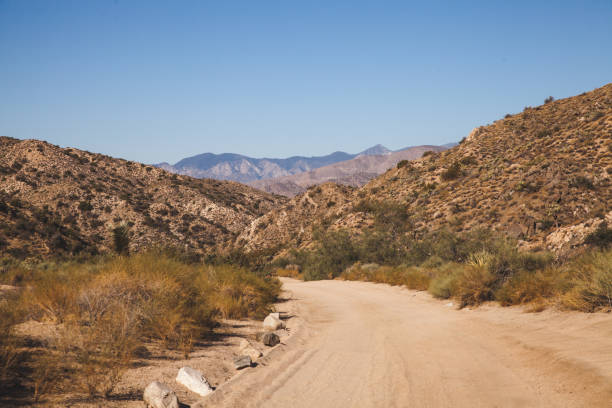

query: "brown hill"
left=0, top=137, right=285, bottom=258
left=239, top=83, right=612, bottom=255
left=248, top=145, right=447, bottom=197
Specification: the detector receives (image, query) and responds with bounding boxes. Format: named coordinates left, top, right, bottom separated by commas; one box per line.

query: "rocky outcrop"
left=546, top=212, right=612, bottom=254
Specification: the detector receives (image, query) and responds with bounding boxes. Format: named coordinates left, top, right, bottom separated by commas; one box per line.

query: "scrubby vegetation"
left=273, top=198, right=611, bottom=313
left=0, top=249, right=280, bottom=404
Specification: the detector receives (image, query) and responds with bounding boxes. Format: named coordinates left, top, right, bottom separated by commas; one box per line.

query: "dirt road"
left=201, top=279, right=612, bottom=407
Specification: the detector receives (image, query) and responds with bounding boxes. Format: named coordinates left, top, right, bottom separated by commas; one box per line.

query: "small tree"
left=112, top=225, right=130, bottom=255
left=544, top=96, right=554, bottom=104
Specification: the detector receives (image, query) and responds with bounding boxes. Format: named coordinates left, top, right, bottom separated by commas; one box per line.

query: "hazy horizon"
left=1, top=1, right=611, bottom=164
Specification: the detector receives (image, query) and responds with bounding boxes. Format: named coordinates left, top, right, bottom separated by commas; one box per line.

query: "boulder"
left=143, top=381, right=179, bottom=408
left=234, top=355, right=252, bottom=370
left=239, top=339, right=262, bottom=362
left=239, top=338, right=251, bottom=349
left=263, top=314, right=285, bottom=331
left=176, top=366, right=213, bottom=397
left=262, top=332, right=280, bottom=347
left=242, top=345, right=262, bottom=362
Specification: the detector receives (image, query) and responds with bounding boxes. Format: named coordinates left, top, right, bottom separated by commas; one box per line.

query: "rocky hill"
left=156, top=145, right=399, bottom=183
left=239, top=83, right=612, bottom=256
left=249, top=145, right=448, bottom=197
left=0, top=137, right=285, bottom=258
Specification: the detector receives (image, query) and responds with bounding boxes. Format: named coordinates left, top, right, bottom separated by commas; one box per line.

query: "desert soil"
left=199, top=278, right=612, bottom=408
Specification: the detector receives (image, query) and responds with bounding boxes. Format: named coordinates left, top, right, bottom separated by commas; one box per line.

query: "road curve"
left=200, top=279, right=612, bottom=408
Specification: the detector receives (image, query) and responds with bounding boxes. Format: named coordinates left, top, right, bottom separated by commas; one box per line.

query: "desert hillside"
left=249, top=145, right=447, bottom=197
left=240, top=83, right=612, bottom=255
left=0, top=137, right=285, bottom=258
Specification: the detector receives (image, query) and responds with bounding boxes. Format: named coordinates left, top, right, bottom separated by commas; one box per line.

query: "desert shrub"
left=427, top=263, right=495, bottom=307
left=495, top=268, right=558, bottom=306
left=585, top=222, right=612, bottom=249
left=275, top=267, right=302, bottom=279
left=23, top=276, right=80, bottom=323
left=515, top=179, right=541, bottom=192
left=441, top=161, right=462, bottom=181
left=3, top=249, right=280, bottom=402
left=341, top=264, right=431, bottom=290
left=396, top=160, right=409, bottom=169
left=535, top=129, right=552, bottom=138
left=0, top=290, right=24, bottom=386
left=429, top=273, right=456, bottom=299
left=562, top=249, right=612, bottom=311
left=78, top=201, right=93, bottom=211
left=302, top=230, right=359, bottom=280
left=112, top=224, right=130, bottom=255
left=569, top=175, right=595, bottom=189
left=426, top=263, right=462, bottom=298
left=459, top=155, right=477, bottom=166
left=544, top=96, right=554, bottom=104
left=588, top=111, right=604, bottom=121
left=452, top=265, right=496, bottom=307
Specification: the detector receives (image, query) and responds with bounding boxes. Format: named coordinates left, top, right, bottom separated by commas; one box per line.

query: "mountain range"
left=154, top=144, right=446, bottom=184
left=249, top=145, right=448, bottom=196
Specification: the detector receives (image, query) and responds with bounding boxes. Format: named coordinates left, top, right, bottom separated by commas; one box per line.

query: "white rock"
left=239, top=339, right=263, bottom=362
left=243, top=345, right=263, bottom=361
left=143, top=381, right=179, bottom=408
left=176, top=367, right=213, bottom=397
left=263, top=314, right=285, bottom=331
left=270, top=312, right=280, bottom=319
left=239, top=338, right=251, bottom=349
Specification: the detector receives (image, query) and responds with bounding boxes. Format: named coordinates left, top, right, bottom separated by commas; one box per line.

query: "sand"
left=199, top=278, right=612, bottom=407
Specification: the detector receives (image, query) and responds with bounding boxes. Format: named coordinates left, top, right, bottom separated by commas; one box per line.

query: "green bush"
left=302, top=230, right=358, bottom=280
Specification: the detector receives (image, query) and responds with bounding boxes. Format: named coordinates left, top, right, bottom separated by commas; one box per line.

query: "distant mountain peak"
left=358, top=144, right=391, bottom=156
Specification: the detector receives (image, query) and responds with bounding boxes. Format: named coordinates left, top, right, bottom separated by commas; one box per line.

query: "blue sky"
left=1, top=1, right=611, bottom=164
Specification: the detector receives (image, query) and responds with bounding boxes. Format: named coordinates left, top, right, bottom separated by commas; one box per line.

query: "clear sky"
left=1, top=1, right=611, bottom=164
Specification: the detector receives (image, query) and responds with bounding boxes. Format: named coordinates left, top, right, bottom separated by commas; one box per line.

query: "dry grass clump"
left=330, top=225, right=612, bottom=312
left=562, top=249, right=612, bottom=311
left=342, top=264, right=431, bottom=291
left=339, top=243, right=612, bottom=312
left=275, top=267, right=302, bottom=279
left=0, top=249, right=280, bottom=403
left=0, top=290, right=24, bottom=387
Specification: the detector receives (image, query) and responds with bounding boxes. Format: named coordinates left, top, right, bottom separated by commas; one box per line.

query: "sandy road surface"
left=200, top=279, right=612, bottom=408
